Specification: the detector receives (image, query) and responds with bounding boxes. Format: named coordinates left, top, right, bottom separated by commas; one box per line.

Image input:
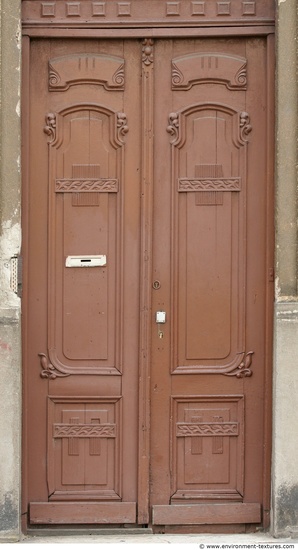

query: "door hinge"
left=10, top=255, right=22, bottom=298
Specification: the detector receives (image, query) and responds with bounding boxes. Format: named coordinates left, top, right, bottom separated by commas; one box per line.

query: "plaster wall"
left=0, top=0, right=297, bottom=540
left=0, top=0, right=22, bottom=540
left=272, top=0, right=298, bottom=536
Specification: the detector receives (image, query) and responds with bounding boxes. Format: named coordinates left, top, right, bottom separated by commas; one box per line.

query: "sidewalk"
left=8, top=531, right=298, bottom=547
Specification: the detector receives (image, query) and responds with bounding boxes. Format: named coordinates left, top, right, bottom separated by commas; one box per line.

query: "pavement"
left=1, top=530, right=297, bottom=547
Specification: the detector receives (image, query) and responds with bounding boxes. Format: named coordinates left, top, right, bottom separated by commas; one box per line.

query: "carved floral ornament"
left=43, top=110, right=129, bottom=144
left=167, top=110, right=252, bottom=145
left=142, top=39, right=154, bottom=66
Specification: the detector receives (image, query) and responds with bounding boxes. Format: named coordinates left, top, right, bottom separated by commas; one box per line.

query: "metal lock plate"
left=156, top=311, right=166, bottom=324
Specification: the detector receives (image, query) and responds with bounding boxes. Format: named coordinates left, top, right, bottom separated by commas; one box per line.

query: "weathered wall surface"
left=0, top=0, right=22, bottom=541
left=273, top=0, right=298, bottom=538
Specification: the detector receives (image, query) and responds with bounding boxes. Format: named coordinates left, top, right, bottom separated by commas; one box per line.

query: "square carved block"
left=41, top=2, right=56, bottom=16
left=66, top=2, right=81, bottom=16
left=166, top=2, right=180, bottom=16
left=117, top=2, right=131, bottom=16
left=217, top=1, right=231, bottom=15
left=92, top=2, right=106, bottom=16
left=242, top=1, right=256, bottom=15
left=191, top=2, right=205, bottom=15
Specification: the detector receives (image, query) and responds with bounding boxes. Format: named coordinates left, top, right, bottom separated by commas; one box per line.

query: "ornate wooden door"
left=23, top=34, right=274, bottom=530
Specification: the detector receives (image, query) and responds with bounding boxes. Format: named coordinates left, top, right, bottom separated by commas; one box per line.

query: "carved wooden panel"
left=22, top=0, right=275, bottom=28
left=49, top=54, right=125, bottom=91
left=45, top=105, right=127, bottom=376
left=48, top=397, right=122, bottom=500
left=172, top=53, right=247, bottom=91
left=168, top=104, right=252, bottom=375
left=171, top=396, right=244, bottom=501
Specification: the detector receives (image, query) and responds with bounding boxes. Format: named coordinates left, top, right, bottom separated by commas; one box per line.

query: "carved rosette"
left=224, top=351, right=254, bottom=378
left=44, top=113, right=56, bottom=143
left=240, top=112, right=252, bottom=142
left=117, top=112, right=129, bottom=141
left=142, top=39, right=154, bottom=66
left=167, top=112, right=179, bottom=143
left=39, top=353, right=69, bottom=379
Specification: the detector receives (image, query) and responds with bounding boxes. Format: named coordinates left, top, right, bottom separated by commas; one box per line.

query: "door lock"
left=156, top=311, right=166, bottom=339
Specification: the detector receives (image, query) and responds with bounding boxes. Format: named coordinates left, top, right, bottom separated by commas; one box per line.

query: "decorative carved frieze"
left=178, top=177, right=241, bottom=192
left=22, top=0, right=275, bottom=28
left=53, top=423, right=116, bottom=438
left=176, top=421, right=239, bottom=437
left=55, top=178, right=119, bottom=192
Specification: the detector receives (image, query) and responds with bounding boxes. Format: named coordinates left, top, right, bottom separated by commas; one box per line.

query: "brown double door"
left=23, top=36, right=273, bottom=530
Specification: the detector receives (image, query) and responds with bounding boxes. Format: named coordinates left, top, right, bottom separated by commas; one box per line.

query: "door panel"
left=23, top=36, right=273, bottom=529
left=24, top=39, right=141, bottom=524
left=150, top=37, right=271, bottom=525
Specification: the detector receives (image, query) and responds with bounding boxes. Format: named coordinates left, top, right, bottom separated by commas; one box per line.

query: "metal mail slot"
left=65, top=255, right=107, bottom=268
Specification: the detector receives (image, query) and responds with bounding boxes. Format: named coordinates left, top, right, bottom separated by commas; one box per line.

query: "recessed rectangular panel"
left=48, top=397, right=121, bottom=500
left=29, top=502, right=137, bottom=524
left=171, top=396, right=244, bottom=500
left=152, top=503, right=261, bottom=525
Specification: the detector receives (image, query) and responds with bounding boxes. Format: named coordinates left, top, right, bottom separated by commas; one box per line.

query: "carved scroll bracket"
left=224, top=351, right=254, bottom=378
left=167, top=112, right=179, bottom=143
left=39, top=352, right=70, bottom=380
left=44, top=113, right=56, bottom=143
left=142, top=39, right=154, bottom=66
left=239, top=112, right=252, bottom=142
left=117, top=112, right=129, bottom=142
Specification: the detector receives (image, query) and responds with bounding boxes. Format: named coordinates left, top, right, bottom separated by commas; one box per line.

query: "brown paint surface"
left=22, top=18, right=274, bottom=531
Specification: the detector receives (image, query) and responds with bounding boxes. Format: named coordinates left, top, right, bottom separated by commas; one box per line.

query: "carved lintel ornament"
left=167, top=112, right=179, bottom=143
left=239, top=111, right=252, bottom=142
left=224, top=351, right=254, bottom=378
left=142, top=38, right=154, bottom=66
left=44, top=113, right=56, bottom=142
left=117, top=112, right=129, bottom=141
left=39, top=352, right=70, bottom=379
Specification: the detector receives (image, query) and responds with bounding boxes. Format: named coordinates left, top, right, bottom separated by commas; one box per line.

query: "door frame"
left=21, top=18, right=275, bottom=531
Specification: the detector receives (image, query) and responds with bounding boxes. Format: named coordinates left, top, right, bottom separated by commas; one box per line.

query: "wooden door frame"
left=21, top=19, right=275, bottom=530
